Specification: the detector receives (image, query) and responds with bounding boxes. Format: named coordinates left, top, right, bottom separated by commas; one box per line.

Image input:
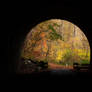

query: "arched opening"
left=17, top=19, right=90, bottom=74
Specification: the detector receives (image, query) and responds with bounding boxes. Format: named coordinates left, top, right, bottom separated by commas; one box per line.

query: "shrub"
left=62, top=48, right=81, bottom=65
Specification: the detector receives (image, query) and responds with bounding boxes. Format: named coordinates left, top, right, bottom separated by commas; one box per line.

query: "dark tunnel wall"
left=8, top=2, right=92, bottom=74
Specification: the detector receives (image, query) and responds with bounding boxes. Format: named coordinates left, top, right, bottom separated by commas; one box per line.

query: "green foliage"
left=62, top=48, right=90, bottom=65
left=80, top=59, right=89, bottom=64
left=62, top=49, right=74, bottom=65
left=48, top=24, right=57, bottom=33
left=49, top=32, right=62, bottom=40
left=48, top=24, right=62, bottom=40
left=63, top=49, right=73, bottom=59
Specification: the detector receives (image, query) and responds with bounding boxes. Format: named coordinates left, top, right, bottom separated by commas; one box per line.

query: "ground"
left=48, top=63, right=73, bottom=70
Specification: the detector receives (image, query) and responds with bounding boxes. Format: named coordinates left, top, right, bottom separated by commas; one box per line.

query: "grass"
left=80, top=60, right=90, bottom=64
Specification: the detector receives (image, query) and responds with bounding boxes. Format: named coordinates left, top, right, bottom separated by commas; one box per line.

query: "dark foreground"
left=7, top=69, right=92, bottom=83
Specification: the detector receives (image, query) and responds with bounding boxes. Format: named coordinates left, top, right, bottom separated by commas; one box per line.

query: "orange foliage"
left=43, top=39, right=47, bottom=48
left=40, top=32, right=45, bottom=38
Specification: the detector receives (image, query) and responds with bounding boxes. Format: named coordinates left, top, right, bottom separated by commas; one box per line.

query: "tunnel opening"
left=16, top=19, right=91, bottom=74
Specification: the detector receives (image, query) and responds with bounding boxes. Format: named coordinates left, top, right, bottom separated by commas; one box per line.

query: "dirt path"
left=48, top=63, right=73, bottom=70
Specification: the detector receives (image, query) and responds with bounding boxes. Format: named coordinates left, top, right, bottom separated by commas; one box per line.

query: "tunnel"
left=15, top=19, right=90, bottom=74
left=8, top=2, right=92, bottom=80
